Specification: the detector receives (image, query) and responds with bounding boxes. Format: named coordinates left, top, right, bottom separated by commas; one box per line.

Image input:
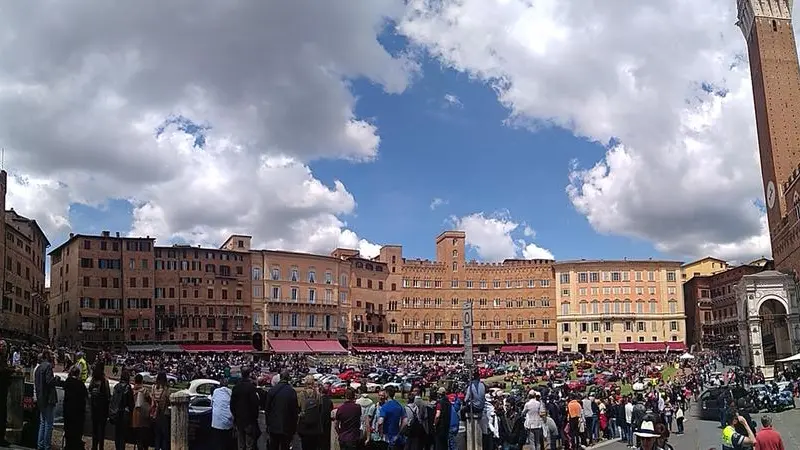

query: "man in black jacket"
left=264, top=370, right=299, bottom=450
left=230, top=367, right=262, bottom=450
left=433, top=387, right=452, bottom=450
left=34, top=349, right=60, bottom=450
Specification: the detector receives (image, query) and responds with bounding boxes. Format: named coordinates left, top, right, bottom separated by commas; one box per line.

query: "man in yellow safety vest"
left=721, top=412, right=755, bottom=450
left=75, top=351, right=89, bottom=384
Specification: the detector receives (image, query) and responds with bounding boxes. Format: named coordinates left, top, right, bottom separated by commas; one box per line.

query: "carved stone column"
left=739, top=320, right=751, bottom=367
left=749, top=318, right=765, bottom=369
left=170, top=392, right=191, bottom=450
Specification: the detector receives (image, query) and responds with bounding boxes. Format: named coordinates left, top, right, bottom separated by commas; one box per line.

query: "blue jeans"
left=609, top=418, right=617, bottom=439
left=38, top=404, right=55, bottom=450
left=625, top=423, right=634, bottom=447
left=448, top=430, right=457, bottom=450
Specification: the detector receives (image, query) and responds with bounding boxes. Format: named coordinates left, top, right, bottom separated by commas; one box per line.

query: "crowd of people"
left=0, top=333, right=796, bottom=450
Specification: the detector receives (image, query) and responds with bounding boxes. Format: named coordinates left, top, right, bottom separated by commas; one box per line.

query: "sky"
left=0, top=0, right=781, bottom=271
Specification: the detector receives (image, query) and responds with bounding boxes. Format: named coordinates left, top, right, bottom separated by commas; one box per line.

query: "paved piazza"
left=599, top=401, right=800, bottom=450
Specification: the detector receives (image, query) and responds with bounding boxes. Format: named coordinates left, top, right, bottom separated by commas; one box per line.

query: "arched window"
left=602, top=300, right=611, bottom=314
left=624, top=300, right=632, bottom=313
left=561, top=302, right=570, bottom=316
left=591, top=300, right=600, bottom=314
left=579, top=301, right=588, bottom=315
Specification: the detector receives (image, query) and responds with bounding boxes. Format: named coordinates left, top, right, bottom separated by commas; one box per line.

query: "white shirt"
left=32, top=363, right=40, bottom=401
left=211, top=387, right=233, bottom=430
left=523, top=398, right=542, bottom=429
left=12, top=351, right=20, bottom=366
left=624, top=402, right=633, bottom=424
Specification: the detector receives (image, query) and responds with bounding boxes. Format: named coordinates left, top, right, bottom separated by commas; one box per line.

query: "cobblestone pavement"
left=596, top=401, right=800, bottom=450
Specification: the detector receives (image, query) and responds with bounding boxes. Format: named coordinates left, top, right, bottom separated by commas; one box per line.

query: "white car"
left=138, top=371, right=178, bottom=386
left=349, top=381, right=381, bottom=393
left=175, top=379, right=220, bottom=398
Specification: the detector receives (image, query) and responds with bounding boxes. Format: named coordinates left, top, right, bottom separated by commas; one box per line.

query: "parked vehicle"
left=175, top=378, right=220, bottom=399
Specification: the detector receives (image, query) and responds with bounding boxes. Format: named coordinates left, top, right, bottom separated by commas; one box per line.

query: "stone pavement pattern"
left=598, top=405, right=800, bottom=450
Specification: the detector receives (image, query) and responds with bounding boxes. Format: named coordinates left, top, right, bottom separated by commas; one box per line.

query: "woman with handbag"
left=150, top=373, right=171, bottom=450
left=131, top=373, right=152, bottom=450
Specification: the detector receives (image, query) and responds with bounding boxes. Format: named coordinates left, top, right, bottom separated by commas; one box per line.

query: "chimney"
left=69, top=233, right=74, bottom=238
left=115, top=232, right=120, bottom=237
left=101, top=231, right=110, bottom=237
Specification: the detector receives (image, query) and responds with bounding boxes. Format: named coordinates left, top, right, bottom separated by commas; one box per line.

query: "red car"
left=566, top=380, right=586, bottom=391
left=338, top=370, right=359, bottom=381
left=329, top=385, right=347, bottom=398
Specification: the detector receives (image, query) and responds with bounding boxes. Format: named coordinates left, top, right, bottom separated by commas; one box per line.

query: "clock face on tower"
left=767, top=180, right=776, bottom=209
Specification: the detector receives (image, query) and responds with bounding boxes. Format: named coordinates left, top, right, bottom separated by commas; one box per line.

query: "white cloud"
left=401, top=0, right=773, bottom=262
left=430, top=197, right=448, bottom=210
left=452, top=212, right=554, bottom=261
left=0, top=1, right=413, bottom=254
left=522, top=226, right=535, bottom=237
left=443, top=93, right=463, bottom=108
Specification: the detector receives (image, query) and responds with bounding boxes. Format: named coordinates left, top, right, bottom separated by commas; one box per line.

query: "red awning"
left=305, top=340, right=348, bottom=354
left=619, top=342, right=659, bottom=352
left=352, top=346, right=396, bottom=353
left=269, top=339, right=312, bottom=353
left=537, top=345, right=558, bottom=352
left=402, top=346, right=431, bottom=353
left=179, top=344, right=254, bottom=353
left=619, top=342, right=686, bottom=352
left=666, top=342, right=686, bottom=351
left=433, top=346, right=463, bottom=353
left=499, top=345, right=537, bottom=353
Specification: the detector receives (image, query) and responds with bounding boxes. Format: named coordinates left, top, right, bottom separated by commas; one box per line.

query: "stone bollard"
left=7, top=372, right=24, bottom=430
left=170, top=392, right=191, bottom=450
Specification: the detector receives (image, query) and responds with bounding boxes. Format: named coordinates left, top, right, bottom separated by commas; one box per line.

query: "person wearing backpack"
left=131, top=373, right=152, bottom=450
left=109, top=369, right=134, bottom=450
left=463, top=370, right=486, bottom=419
left=432, top=387, right=452, bottom=450
left=463, top=370, right=486, bottom=450
left=297, top=376, right=324, bottom=450
left=365, top=389, right=386, bottom=450
left=404, top=389, right=429, bottom=450
left=88, top=362, right=111, bottom=450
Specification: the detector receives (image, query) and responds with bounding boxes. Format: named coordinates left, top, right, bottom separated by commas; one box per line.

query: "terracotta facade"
left=377, top=232, right=557, bottom=347
left=0, top=170, right=50, bottom=343
left=48, top=232, right=252, bottom=347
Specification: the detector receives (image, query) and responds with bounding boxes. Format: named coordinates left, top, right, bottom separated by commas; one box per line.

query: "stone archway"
left=737, top=271, right=800, bottom=376
left=758, top=298, right=790, bottom=365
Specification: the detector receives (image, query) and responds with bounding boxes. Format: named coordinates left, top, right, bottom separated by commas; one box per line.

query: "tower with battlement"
left=738, top=0, right=800, bottom=273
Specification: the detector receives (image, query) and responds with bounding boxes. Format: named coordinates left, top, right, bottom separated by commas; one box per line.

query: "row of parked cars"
left=698, top=381, right=796, bottom=421
left=307, top=368, right=419, bottom=397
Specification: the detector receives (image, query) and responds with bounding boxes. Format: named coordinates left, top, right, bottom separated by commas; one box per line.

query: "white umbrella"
left=632, top=381, right=645, bottom=391
left=678, top=352, right=694, bottom=360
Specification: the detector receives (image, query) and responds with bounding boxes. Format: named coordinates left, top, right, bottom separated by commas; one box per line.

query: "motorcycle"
left=775, top=390, right=795, bottom=411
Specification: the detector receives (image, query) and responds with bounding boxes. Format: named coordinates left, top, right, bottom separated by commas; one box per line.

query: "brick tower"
left=738, top=0, right=800, bottom=271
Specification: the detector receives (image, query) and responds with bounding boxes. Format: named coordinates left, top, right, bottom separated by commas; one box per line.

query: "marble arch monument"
left=737, top=270, right=800, bottom=379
